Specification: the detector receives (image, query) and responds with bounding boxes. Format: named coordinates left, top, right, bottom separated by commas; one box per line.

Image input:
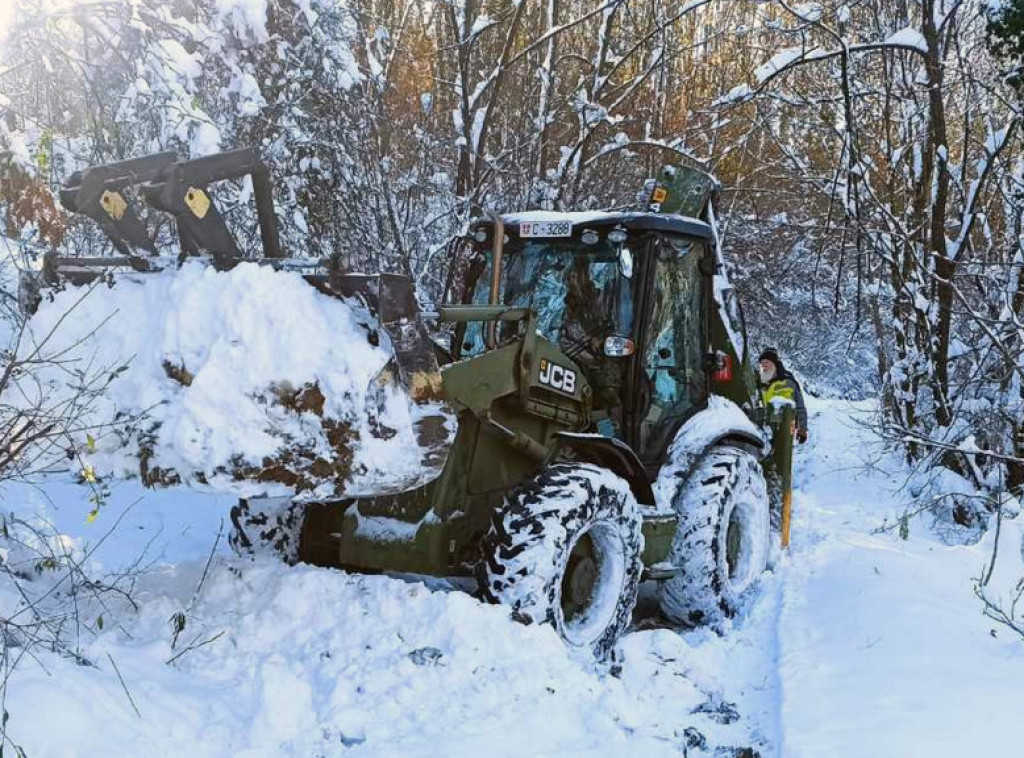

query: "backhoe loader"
left=23, top=150, right=796, bottom=657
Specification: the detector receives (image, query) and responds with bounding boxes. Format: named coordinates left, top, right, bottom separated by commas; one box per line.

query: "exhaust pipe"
left=485, top=209, right=504, bottom=350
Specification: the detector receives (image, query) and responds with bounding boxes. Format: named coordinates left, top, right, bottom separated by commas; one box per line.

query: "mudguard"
left=653, top=395, right=767, bottom=509
left=550, top=432, right=655, bottom=506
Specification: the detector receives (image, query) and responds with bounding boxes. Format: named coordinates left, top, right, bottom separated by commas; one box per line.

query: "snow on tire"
left=229, top=496, right=306, bottom=564
left=658, top=446, right=770, bottom=627
left=477, top=463, right=644, bottom=659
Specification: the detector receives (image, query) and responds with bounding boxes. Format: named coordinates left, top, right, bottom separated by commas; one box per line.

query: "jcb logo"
left=539, top=359, right=576, bottom=394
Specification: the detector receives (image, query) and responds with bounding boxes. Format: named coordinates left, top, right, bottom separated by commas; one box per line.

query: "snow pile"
left=0, top=470, right=771, bottom=757
left=16, top=262, right=451, bottom=498
left=215, top=0, right=271, bottom=44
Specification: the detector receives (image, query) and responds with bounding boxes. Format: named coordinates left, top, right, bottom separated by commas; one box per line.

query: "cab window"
left=640, top=237, right=706, bottom=456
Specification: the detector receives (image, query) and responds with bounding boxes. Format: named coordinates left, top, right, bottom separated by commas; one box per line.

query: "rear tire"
left=477, top=463, right=644, bottom=659
left=658, top=446, right=769, bottom=627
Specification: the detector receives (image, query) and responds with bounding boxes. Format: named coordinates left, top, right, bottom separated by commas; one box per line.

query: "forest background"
left=5, top=0, right=1024, bottom=537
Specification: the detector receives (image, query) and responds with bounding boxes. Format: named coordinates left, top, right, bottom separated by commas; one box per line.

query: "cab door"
left=635, top=236, right=707, bottom=468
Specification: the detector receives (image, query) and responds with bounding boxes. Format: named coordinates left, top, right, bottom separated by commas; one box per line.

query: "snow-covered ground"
left=777, top=400, right=1024, bottom=757
left=2, top=397, right=1023, bottom=757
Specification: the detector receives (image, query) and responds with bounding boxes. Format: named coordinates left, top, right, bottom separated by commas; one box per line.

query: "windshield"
left=458, top=240, right=636, bottom=361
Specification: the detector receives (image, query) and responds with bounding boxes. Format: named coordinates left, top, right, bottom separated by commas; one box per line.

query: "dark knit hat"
left=758, top=348, right=781, bottom=367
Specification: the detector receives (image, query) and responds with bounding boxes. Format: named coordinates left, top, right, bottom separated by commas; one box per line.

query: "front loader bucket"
left=331, top=271, right=452, bottom=483
left=19, top=146, right=456, bottom=500
left=331, top=272, right=442, bottom=401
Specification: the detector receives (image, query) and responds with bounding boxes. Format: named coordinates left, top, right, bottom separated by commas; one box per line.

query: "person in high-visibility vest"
left=757, top=348, right=808, bottom=444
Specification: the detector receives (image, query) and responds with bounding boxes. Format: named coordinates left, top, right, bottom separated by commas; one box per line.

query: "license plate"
left=519, top=220, right=573, bottom=238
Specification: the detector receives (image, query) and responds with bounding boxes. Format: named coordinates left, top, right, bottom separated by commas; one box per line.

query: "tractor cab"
left=446, top=211, right=725, bottom=472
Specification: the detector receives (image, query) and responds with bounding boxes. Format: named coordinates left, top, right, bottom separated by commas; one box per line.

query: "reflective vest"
left=761, top=378, right=796, bottom=415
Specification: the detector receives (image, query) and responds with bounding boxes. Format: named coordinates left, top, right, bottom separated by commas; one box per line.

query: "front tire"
left=229, top=496, right=306, bottom=564
left=658, top=446, right=770, bottom=627
left=478, top=464, right=644, bottom=659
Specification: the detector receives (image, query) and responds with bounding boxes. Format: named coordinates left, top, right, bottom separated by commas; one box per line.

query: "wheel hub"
left=566, top=557, right=598, bottom=616
left=726, top=509, right=742, bottom=578
left=562, top=534, right=599, bottom=623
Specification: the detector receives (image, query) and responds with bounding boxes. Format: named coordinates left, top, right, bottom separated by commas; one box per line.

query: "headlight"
left=603, top=335, right=635, bottom=357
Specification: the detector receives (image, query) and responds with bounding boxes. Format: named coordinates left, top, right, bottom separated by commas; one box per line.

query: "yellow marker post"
left=774, top=405, right=796, bottom=550
left=781, top=489, right=793, bottom=548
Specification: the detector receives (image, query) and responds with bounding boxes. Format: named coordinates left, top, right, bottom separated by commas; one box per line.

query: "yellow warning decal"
left=100, top=190, right=127, bottom=220
left=184, top=186, right=211, bottom=219
left=652, top=187, right=668, bottom=203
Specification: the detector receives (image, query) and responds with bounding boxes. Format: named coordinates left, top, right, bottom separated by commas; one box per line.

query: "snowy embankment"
left=17, top=262, right=450, bottom=498
left=2, top=398, right=1023, bottom=756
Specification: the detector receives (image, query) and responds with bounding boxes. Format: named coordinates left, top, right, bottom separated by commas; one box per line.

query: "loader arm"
left=55, top=147, right=281, bottom=271
left=143, top=147, right=282, bottom=266
left=61, top=151, right=177, bottom=259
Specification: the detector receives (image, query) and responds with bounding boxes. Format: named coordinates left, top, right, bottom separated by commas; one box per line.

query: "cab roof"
left=471, top=211, right=714, bottom=241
